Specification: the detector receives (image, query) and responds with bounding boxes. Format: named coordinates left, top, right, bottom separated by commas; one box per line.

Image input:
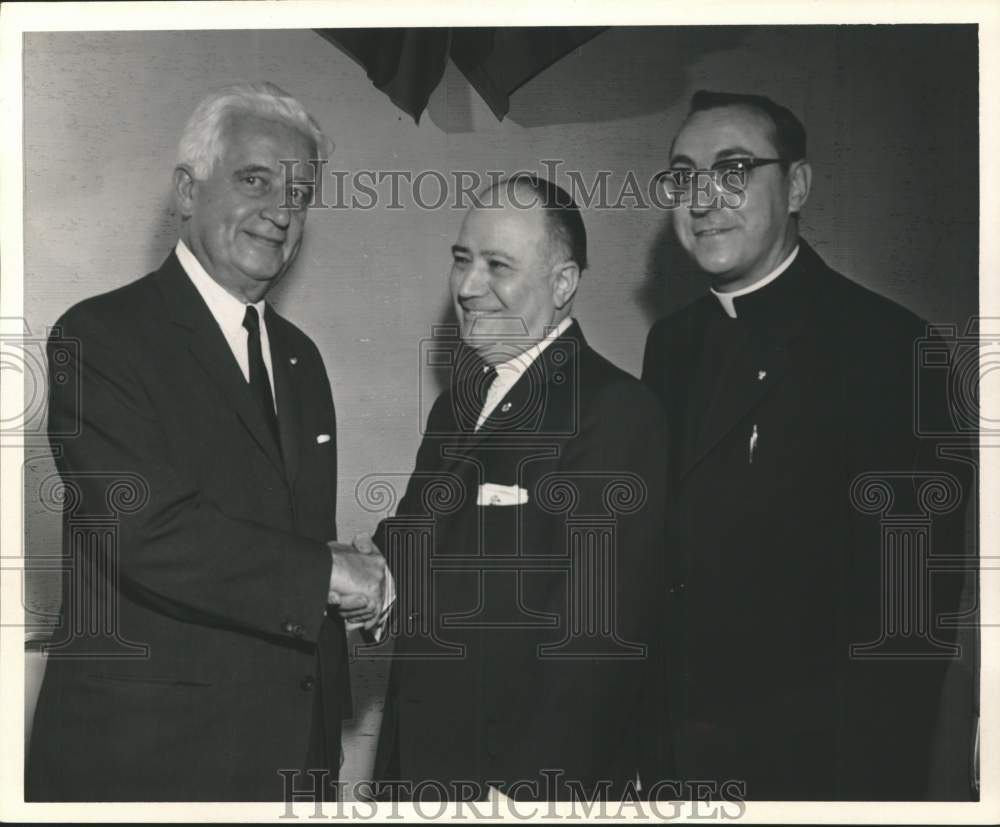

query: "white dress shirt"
left=711, top=245, right=800, bottom=319
left=175, top=239, right=276, bottom=411
left=476, top=316, right=574, bottom=430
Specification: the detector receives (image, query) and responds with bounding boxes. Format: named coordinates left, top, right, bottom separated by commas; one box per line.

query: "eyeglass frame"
left=654, top=157, right=786, bottom=208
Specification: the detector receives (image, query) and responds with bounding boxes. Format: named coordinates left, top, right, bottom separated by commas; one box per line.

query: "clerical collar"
left=711, top=245, right=800, bottom=319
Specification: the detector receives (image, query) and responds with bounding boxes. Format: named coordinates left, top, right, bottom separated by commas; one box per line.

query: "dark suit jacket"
left=371, top=322, right=670, bottom=800
left=26, top=252, right=349, bottom=802
left=641, top=240, right=972, bottom=800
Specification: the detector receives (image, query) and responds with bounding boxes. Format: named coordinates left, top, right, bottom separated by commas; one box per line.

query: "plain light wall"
left=22, top=25, right=978, bottom=787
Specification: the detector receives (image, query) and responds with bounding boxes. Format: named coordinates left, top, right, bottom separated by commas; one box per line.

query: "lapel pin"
left=501, top=402, right=512, bottom=412
left=757, top=370, right=767, bottom=381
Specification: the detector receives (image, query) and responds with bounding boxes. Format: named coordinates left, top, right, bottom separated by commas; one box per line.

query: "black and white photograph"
left=1, top=0, right=995, bottom=821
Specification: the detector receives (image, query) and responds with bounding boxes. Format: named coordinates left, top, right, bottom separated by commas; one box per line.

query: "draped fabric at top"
left=315, top=27, right=605, bottom=122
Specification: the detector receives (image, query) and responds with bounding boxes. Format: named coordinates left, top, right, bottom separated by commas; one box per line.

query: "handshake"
left=326, top=533, right=391, bottom=632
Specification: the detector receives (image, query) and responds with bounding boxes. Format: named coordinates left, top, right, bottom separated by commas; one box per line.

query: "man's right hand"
left=326, top=539, right=386, bottom=614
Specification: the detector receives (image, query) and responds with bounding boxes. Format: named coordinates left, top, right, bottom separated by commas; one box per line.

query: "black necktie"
left=242, top=305, right=281, bottom=450
left=475, top=363, right=498, bottom=410
left=473, top=363, right=499, bottom=431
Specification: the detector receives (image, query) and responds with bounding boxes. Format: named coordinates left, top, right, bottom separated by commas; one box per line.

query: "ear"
left=551, top=261, right=581, bottom=310
left=173, top=165, right=197, bottom=218
left=787, top=160, right=812, bottom=214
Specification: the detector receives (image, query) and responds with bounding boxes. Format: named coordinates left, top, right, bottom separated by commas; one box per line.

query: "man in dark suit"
left=26, top=82, right=386, bottom=802
left=370, top=176, right=669, bottom=801
left=641, top=90, right=972, bottom=800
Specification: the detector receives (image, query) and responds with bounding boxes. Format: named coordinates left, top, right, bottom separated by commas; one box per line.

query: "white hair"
left=177, top=81, right=332, bottom=180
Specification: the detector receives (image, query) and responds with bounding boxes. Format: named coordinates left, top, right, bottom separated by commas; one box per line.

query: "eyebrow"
left=479, top=249, right=515, bottom=262
left=450, top=245, right=517, bottom=263
left=670, top=145, right=766, bottom=166
left=233, top=164, right=274, bottom=177
left=715, top=146, right=761, bottom=159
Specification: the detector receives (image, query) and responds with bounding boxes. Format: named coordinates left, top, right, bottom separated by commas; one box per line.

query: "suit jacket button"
left=281, top=620, right=295, bottom=634
left=293, top=624, right=306, bottom=637
left=300, top=676, right=315, bottom=691
left=668, top=581, right=686, bottom=595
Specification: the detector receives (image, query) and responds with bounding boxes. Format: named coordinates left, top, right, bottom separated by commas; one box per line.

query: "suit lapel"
left=434, top=324, right=583, bottom=481
left=153, top=253, right=286, bottom=479
left=470, top=324, right=579, bottom=442
left=472, top=362, right=541, bottom=440
left=429, top=345, right=492, bottom=480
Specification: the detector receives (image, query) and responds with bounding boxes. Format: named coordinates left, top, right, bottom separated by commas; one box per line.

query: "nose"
left=687, top=171, right=727, bottom=217
left=455, top=261, right=489, bottom=301
left=260, top=196, right=292, bottom=229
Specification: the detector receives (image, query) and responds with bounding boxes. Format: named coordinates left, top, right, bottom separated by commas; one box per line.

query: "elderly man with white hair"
left=27, top=82, right=385, bottom=802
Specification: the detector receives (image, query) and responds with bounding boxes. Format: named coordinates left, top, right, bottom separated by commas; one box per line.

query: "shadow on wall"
left=147, top=190, right=180, bottom=272
left=637, top=218, right=707, bottom=326
left=425, top=293, right=461, bottom=400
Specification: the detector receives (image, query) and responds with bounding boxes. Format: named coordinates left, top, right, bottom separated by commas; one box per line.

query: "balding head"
left=450, top=176, right=585, bottom=364
left=482, top=174, right=588, bottom=272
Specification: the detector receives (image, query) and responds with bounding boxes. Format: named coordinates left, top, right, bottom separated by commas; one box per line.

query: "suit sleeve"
left=371, top=393, right=452, bottom=574
left=47, top=305, right=333, bottom=644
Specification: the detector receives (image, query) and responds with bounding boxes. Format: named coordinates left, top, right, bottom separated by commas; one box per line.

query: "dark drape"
left=315, top=27, right=604, bottom=121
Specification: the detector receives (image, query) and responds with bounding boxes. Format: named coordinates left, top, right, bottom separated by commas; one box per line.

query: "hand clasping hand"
left=327, top=533, right=386, bottom=630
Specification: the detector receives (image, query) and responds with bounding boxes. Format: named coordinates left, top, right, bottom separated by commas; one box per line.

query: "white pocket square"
left=316, top=433, right=331, bottom=444
left=477, top=483, right=528, bottom=506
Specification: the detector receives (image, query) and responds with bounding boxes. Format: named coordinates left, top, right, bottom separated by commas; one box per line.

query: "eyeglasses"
left=655, top=157, right=784, bottom=207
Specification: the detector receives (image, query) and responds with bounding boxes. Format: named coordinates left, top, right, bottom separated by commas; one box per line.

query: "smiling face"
left=670, top=104, right=809, bottom=292
left=450, top=197, right=578, bottom=365
left=175, top=111, right=316, bottom=302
